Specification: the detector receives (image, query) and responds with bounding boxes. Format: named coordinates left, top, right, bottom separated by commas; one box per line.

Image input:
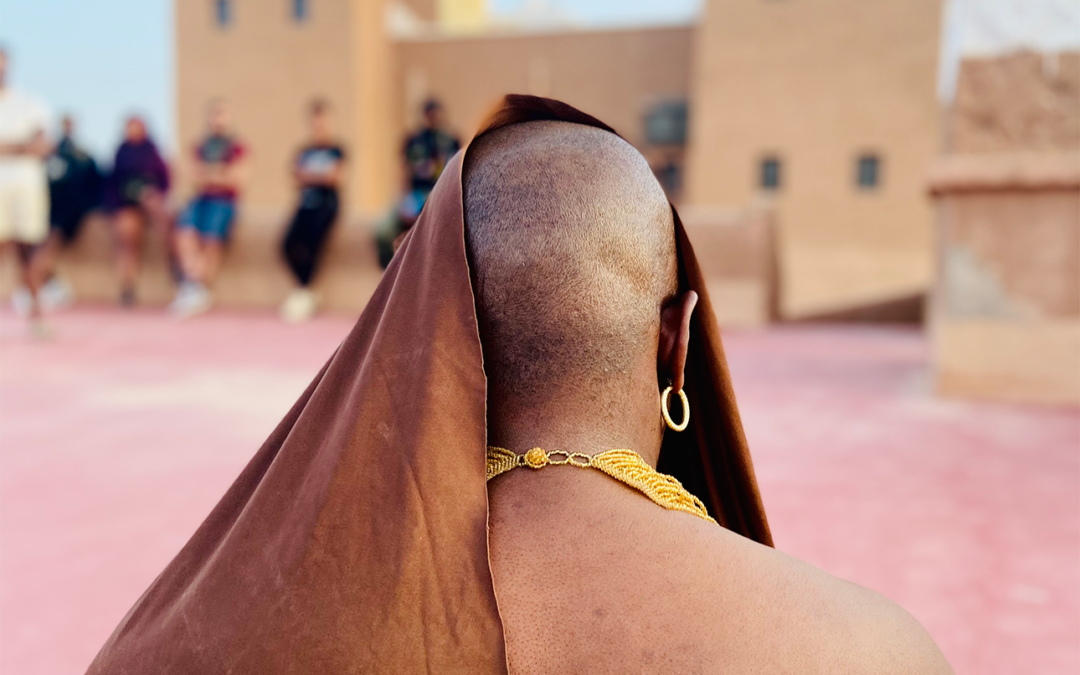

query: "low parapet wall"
left=676, top=205, right=779, bottom=327
left=0, top=210, right=385, bottom=315
left=929, top=152, right=1080, bottom=405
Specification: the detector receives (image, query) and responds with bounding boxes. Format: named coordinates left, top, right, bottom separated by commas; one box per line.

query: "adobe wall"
left=931, top=178, right=1080, bottom=405
left=948, top=51, right=1080, bottom=153
left=391, top=25, right=693, bottom=168
left=174, top=0, right=359, bottom=213
left=678, top=206, right=779, bottom=327
left=930, top=52, right=1080, bottom=405
left=686, top=0, right=943, bottom=318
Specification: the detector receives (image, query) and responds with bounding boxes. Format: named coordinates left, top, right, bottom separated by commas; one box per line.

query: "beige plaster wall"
left=392, top=25, right=693, bottom=158
left=930, top=51, right=1080, bottom=406
left=678, top=206, right=779, bottom=327
left=686, top=0, right=943, bottom=317
left=931, top=176, right=1080, bottom=406
left=175, top=0, right=358, bottom=213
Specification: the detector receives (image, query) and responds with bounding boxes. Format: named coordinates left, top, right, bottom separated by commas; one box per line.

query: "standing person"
left=279, top=99, right=345, bottom=323
left=0, top=47, right=52, bottom=335
left=169, top=99, right=246, bottom=318
left=33, top=114, right=103, bottom=309
left=105, top=115, right=170, bottom=307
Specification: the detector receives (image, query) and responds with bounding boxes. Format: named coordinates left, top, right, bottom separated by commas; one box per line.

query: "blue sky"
left=0, top=0, right=699, bottom=162
left=0, top=0, right=173, bottom=160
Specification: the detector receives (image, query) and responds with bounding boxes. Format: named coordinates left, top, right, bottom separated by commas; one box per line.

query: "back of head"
left=463, top=121, right=677, bottom=414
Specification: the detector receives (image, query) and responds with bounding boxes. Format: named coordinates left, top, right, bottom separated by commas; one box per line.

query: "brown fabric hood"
left=85, top=95, right=771, bottom=675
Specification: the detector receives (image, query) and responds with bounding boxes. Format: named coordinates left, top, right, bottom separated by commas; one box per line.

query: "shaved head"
left=464, top=121, right=677, bottom=407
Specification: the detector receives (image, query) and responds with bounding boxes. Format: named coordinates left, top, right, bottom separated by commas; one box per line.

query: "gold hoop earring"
left=661, top=386, right=689, bottom=432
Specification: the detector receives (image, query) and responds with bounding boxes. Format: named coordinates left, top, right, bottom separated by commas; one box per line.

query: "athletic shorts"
left=178, top=195, right=237, bottom=241
left=0, top=178, right=49, bottom=245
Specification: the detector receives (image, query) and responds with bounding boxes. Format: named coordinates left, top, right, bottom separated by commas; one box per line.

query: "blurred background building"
left=1, top=5, right=1077, bottom=673
left=5, top=0, right=1079, bottom=403
left=929, top=1, right=1080, bottom=405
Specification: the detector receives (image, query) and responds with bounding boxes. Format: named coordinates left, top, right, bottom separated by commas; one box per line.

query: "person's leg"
left=284, top=198, right=337, bottom=288
left=113, top=207, right=143, bottom=305
left=199, top=198, right=235, bottom=287
left=35, top=229, right=65, bottom=286
left=31, top=229, right=77, bottom=310
left=19, top=178, right=51, bottom=328
left=170, top=224, right=213, bottom=319
left=175, top=198, right=207, bottom=284
left=300, top=198, right=339, bottom=286
left=279, top=199, right=337, bottom=323
left=170, top=198, right=221, bottom=319
left=15, top=242, right=43, bottom=318
left=202, top=240, right=225, bottom=286
left=140, top=190, right=182, bottom=284
left=175, top=227, right=204, bottom=283
left=0, top=184, right=32, bottom=316
left=281, top=208, right=311, bottom=286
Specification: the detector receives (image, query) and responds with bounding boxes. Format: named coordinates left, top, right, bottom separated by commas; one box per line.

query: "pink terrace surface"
left=1, top=307, right=1077, bottom=674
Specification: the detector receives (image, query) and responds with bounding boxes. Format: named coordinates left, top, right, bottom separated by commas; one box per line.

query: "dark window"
left=857, top=154, right=880, bottom=189
left=760, top=156, right=781, bottom=191
left=215, top=0, right=231, bottom=27
left=293, top=0, right=309, bottom=22
left=644, top=100, right=688, bottom=146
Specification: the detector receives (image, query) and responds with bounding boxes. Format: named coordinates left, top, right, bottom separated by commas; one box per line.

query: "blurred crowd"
left=0, top=48, right=461, bottom=336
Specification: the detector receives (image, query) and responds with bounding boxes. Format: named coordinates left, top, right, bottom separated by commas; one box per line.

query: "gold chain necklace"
left=486, top=446, right=716, bottom=524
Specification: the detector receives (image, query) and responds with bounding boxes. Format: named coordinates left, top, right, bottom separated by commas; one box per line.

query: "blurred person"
left=279, top=98, right=345, bottom=323
left=170, top=99, right=246, bottom=318
left=105, top=115, right=170, bottom=307
left=85, top=97, right=953, bottom=674
left=0, top=46, right=52, bottom=336
left=377, top=98, right=461, bottom=267
left=403, top=98, right=460, bottom=205
left=33, top=114, right=104, bottom=310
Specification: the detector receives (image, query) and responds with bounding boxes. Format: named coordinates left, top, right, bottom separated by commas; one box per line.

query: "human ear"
left=657, top=290, right=698, bottom=392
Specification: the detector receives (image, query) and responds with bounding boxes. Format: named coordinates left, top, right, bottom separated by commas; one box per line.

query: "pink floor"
left=1, top=307, right=1077, bottom=674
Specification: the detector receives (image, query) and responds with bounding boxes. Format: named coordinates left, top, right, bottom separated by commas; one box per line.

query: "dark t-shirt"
left=296, top=142, right=346, bottom=209
left=195, top=134, right=245, bottom=200
left=403, top=128, right=460, bottom=193
left=47, top=136, right=103, bottom=226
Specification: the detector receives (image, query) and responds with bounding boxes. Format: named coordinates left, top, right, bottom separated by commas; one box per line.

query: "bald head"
left=464, top=121, right=677, bottom=405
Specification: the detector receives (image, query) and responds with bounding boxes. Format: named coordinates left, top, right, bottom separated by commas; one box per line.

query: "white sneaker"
left=167, top=282, right=192, bottom=315
left=170, top=282, right=213, bottom=319
left=10, top=286, right=32, bottom=317
left=40, top=277, right=75, bottom=311
left=280, top=288, right=318, bottom=323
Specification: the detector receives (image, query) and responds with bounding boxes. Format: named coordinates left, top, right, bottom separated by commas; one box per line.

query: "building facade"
left=686, top=0, right=943, bottom=317
left=1, top=0, right=951, bottom=319
left=170, top=0, right=947, bottom=319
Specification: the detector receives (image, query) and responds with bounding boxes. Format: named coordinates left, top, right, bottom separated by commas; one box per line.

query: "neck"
left=487, top=380, right=665, bottom=468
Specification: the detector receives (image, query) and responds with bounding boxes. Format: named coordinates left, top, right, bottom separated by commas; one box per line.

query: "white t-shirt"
left=0, top=87, right=52, bottom=186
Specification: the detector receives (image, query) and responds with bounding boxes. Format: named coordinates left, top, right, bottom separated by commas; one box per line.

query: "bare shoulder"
left=687, top=521, right=954, bottom=674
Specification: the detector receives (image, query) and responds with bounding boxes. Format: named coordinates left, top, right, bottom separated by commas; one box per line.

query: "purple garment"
left=105, top=139, right=170, bottom=211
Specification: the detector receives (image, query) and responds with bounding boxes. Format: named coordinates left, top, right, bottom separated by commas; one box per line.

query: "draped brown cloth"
left=85, top=95, right=771, bottom=675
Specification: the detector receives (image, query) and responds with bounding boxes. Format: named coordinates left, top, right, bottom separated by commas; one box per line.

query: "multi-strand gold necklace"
left=486, top=446, right=716, bottom=524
